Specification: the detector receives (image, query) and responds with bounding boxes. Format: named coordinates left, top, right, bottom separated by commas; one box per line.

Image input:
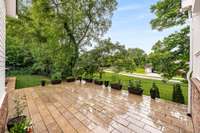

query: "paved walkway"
left=105, top=71, right=182, bottom=83
left=8, top=82, right=193, bottom=133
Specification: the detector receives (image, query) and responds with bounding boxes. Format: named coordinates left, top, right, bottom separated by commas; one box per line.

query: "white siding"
left=192, top=7, right=200, bottom=80
left=0, top=0, right=6, bottom=106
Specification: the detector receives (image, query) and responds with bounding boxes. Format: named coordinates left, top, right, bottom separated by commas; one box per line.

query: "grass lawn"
left=100, top=72, right=188, bottom=104
left=8, top=71, right=188, bottom=104
left=8, top=74, right=50, bottom=89
left=133, top=68, right=145, bottom=74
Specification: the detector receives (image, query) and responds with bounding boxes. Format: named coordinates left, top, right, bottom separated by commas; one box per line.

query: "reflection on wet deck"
left=8, top=82, right=193, bottom=133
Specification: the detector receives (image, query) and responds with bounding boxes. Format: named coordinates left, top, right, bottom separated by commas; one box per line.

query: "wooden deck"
left=7, top=82, right=193, bottom=133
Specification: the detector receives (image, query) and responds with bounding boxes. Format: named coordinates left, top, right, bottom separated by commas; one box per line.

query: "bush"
left=10, top=119, right=30, bottom=133
left=51, top=72, right=62, bottom=81
left=128, top=80, right=143, bottom=95
left=135, top=80, right=142, bottom=90
left=172, top=84, right=185, bottom=104
left=153, top=83, right=160, bottom=97
left=128, top=80, right=143, bottom=91
left=128, top=80, right=135, bottom=88
left=150, top=82, right=160, bottom=99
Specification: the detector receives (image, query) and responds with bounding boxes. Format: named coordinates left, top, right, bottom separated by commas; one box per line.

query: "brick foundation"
left=191, top=78, right=200, bottom=133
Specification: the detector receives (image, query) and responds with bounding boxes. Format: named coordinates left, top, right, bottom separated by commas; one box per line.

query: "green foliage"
left=10, top=95, right=31, bottom=133
left=150, top=82, right=160, bottom=98
left=133, top=68, right=145, bottom=74
left=172, top=84, right=185, bottom=104
left=10, top=119, right=30, bottom=133
left=16, top=75, right=49, bottom=89
left=111, top=73, right=118, bottom=83
left=149, top=27, right=189, bottom=79
left=135, top=80, right=143, bottom=90
left=79, top=38, right=136, bottom=79
left=127, top=48, right=147, bottom=67
left=102, top=72, right=188, bottom=104
left=128, top=80, right=135, bottom=88
left=6, top=17, right=34, bottom=70
left=6, top=0, right=117, bottom=77
left=128, top=80, right=143, bottom=93
left=150, top=0, right=189, bottom=80
left=51, top=72, right=62, bottom=81
left=150, top=0, right=187, bottom=31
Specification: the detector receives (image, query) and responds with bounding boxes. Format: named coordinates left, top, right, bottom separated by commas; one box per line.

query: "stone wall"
left=191, top=78, right=200, bottom=133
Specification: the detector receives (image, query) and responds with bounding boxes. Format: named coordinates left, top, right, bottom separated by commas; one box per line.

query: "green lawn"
left=7, top=71, right=188, bottom=104
left=100, top=73, right=188, bottom=104
left=133, top=68, right=145, bottom=74
left=10, top=74, right=50, bottom=89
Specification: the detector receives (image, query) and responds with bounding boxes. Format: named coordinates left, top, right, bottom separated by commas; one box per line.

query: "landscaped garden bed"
left=83, top=78, right=93, bottom=83
left=51, top=80, right=62, bottom=85
left=128, top=80, right=143, bottom=96
left=66, top=77, right=76, bottom=82
left=111, top=83, right=122, bottom=90
left=51, top=72, right=62, bottom=85
left=7, top=71, right=188, bottom=104
left=94, top=79, right=104, bottom=85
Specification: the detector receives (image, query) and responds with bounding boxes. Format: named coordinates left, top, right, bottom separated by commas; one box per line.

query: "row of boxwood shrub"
left=43, top=74, right=185, bottom=104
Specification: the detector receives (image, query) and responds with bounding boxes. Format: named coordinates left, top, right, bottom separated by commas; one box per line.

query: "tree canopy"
left=150, top=0, right=188, bottom=31
left=6, top=0, right=117, bottom=77
left=150, top=0, right=189, bottom=79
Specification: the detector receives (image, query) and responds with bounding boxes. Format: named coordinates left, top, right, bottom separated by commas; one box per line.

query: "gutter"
left=186, top=10, right=193, bottom=115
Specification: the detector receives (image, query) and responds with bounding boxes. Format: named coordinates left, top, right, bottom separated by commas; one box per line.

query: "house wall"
left=0, top=0, right=6, bottom=107
left=192, top=2, right=200, bottom=80
left=191, top=79, right=200, bottom=133
left=0, top=0, right=7, bottom=132
left=191, top=1, right=200, bottom=132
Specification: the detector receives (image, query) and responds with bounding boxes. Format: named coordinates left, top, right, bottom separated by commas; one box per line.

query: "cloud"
left=117, top=5, right=144, bottom=12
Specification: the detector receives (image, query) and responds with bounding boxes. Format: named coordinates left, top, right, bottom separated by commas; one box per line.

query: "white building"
left=0, top=0, right=16, bottom=108
left=0, top=0, right=6, bottom=108
left=182, top=0, right=200, bottom=132
left=0, top=0, right=16, bottom=132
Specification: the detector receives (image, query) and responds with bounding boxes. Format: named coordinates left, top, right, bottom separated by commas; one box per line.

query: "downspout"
left=187, top=9, right=193, bottom=115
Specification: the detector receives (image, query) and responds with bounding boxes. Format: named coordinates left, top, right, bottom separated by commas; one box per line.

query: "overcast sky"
left=104, top=0, right=180, bottom=53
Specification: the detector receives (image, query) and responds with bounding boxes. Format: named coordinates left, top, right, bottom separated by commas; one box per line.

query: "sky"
left=105, top=0, right=180, bottom=53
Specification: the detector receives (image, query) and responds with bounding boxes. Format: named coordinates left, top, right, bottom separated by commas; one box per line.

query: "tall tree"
left=150, top=0, right=187, bottom=31
left=127, top=48, right=147, bottom=67
left=6, top=0, right=117, bottom=77
left=149, top=27, right=189, bottom=79
left=150, top=0, right=189, bottom=79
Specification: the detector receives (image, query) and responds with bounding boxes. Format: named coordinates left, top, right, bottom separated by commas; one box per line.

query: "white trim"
left=0, top=92, right=6, bottom=108
left=195, top=51, right=200, bottom=56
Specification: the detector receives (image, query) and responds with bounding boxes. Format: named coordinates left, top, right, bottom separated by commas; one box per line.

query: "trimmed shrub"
left=128, top=80, right=143, bottom=95
left=51, top=72, right=62, bottom=81
left=172, top=84, right=185, bottom=104
left=150, top=82, right=160, bottom=99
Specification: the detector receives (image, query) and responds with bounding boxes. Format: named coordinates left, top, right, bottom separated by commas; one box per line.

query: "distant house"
left=145, top=64, right=153, bottom=73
